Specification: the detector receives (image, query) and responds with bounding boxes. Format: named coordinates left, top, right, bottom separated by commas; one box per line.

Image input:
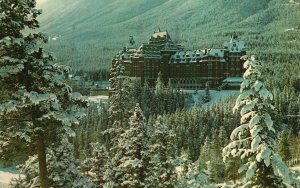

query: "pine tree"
left=9, top=155, right=40, bottom=187
left=104, top=103, right=148, bottom=187
left=47, top=136, right=93, bottom=188
left=109, top=55, right=130, bottom=129
left=176, top=152, right=208, bottom=188
left=276, top=130, right=291, bottom=163
left=225, top=156, right=242, bottom=183
left=107, top=55, right=130, bottom=149
left=0, top=1, right=87, bottom=187
left=223, top=56, right=292, bottom=187
left=119, top=103, right=148, bottom=187
left=84, top=142, right=109, bottom=187
left=208, top=129, right=226, bottom=183
left=155, top=71, right=165, bottom=96
left=198, top=137, right=211, bottom=170
left=10, top=137, right=92, bottom=188
left=145, top=116, right=177, bottom=188
left=140, top=80, right=152, bottom=118
left=202, top=82, right=211, bottom=103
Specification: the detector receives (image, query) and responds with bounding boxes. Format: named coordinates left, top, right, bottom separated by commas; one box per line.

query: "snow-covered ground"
left=184, top=90, right=239, bottom=108
left=0, top=167, right=21, bottom=187
left=88, top=95, right=109, bottom=103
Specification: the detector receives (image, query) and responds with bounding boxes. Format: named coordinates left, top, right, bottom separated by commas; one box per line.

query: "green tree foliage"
left=276, top=130, right=291, bottom=163
left=74, top=102, right=109, bottom=160
left=10, top=136, right=92, bottom=188
left=108, top=55, right=130, bottom=129
left=0, top=1, right=87, bottom=187
left=223, top=56, right=292, bottom=187
left=119, top=103, right=148, bottom=187
left=177, top=152, right=208, bottom=188
left=145, top=116, right=177, bottom=188
left=83, top=142, right=109, bottom=188
left=198, top=128, right=227, bottom=183
left=47, top=136, right=93, bottom=188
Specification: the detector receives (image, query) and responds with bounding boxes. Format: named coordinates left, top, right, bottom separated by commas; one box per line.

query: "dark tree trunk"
left=36, top=133, right=49, bottom=188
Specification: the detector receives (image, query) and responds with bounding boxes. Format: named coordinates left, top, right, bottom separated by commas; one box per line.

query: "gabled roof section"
left=223, top=33, right=245, bottom=52
left=149, top=29, right=172, bottom=44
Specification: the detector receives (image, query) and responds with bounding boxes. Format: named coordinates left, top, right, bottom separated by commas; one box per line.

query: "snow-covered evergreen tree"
left=145, top=116, right=177, bottom=188
left=104, top=103, right=148, bottom=188
left=155, top=71, right=165, bottom=96
left=199, top=137, right=211, bottom=170
left=10, top=136, right=92, bottom=188
left=47, top=136, right=93, bottom=188
left=108, top=54, right=130, bottom=129
left=10, top=155, right=40, bottom=188
left=223, top=56, right=292, bottom=187
left=207, top=129, right=226, bottom=183
left=202, top=82, right=211, bottom=103
left=276, top=130, right=291, bottom=163
left=85, top=142, right=108, bottom=187
left=140, top=80, right=152, bottom=118
left=106, top=54, right=131, bottom=158
left=0, top=1, right=87, bottom=187
left=176, top=152, right=208, bottom=188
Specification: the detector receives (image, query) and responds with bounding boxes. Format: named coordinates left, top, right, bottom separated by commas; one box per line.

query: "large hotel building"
left=112, top=29, right=246, bottom=89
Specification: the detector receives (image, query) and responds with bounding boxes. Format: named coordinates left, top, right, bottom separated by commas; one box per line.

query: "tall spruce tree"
left=85, top=142, right=109, bottom=187
left=47, top=136, right=93, bottom=188
left=208, top=129, right=226, bottom=183
left=10, top=136, right=92, bottom=188
left=104, top=55, right=131, bottom=187
left=223, top=56, right=292, bottom=187
left=118, top=103, right=148, bottom=187
left=276, top=130, right=291, bottom=163
left=106, top=55, right=130, bottom=151
left=176, top=152, right=208, bottom=188
left=145, top=116, right=177, bottom=188
left=0, top=1, right=86, bottom=187
left=108, top=54, right=130, bottom=129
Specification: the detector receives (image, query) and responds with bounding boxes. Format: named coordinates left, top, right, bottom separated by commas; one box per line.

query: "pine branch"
left=0, top=118, right=32, bottom=122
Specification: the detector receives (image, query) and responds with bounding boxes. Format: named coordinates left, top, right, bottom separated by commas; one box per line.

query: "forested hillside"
left=37, top=0, right=300, bottom=71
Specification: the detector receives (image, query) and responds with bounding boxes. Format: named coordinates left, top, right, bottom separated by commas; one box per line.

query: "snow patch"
left=0, top=169, right=22, bottom=186
left=184, top=90, right=239, bottom=108
left=88, top=95, right=109, bottom=103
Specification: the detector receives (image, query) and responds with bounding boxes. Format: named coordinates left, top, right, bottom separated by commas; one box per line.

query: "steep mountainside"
left=37, top=0, right=300, bottom=72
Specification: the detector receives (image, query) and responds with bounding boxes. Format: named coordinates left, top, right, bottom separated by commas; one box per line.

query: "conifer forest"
left=0, top=0, right=300, bottom=187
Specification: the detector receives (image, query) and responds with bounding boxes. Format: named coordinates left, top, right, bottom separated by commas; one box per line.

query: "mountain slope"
left=36, top=0, right=300, bottom=71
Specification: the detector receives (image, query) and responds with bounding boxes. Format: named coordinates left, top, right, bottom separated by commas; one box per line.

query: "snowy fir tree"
left=104, top=103, right=148, bottom=188
left=140, top=80, right=152, bottom=118
left=0, top=1, right=87, bottom=187
left=47, top=135, right=93, bottom=188
left=154, top=71, right=166, bottom=114
left=9, top=155, right=40, bottom=187
left=176, top=152, right=208, bottom=188
left=202, top=82, right=211, bottom=103
left=84, top=142, right=109, bottom=187
left=10, top=136, right=92, bottom=188
left=145, top=116, right=178, bottom=188
left=223, top=56, right=293, bottom=187
left=108, top=54, right=130, bottom=129
left=276, top=130, right=291, bottom=163
left=154, top=71, right=165, bottom=96
left=207, top=129, right=226, bottom=183
left=106, top=54, right=130, bottom=151
left=198, top=137, right=211, bottom=170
